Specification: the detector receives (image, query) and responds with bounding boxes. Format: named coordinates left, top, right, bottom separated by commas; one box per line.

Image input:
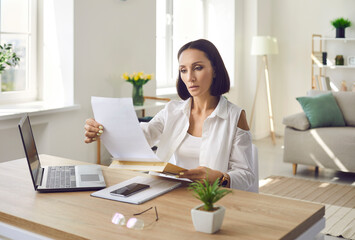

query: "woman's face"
left=178, top=49, right=214, bottom=98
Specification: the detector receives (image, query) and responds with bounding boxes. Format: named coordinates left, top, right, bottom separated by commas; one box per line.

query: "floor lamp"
left=250, top=36, right=278, bottom=145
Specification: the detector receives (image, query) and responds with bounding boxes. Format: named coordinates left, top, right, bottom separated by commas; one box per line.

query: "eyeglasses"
left=112, top=206, right=159, bottom=230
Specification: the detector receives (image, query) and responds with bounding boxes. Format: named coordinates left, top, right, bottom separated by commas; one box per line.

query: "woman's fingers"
left=85, top=124, right=101, bottom=136
left=84, top=118, right=104, bottom=143
left=179, top=167, right=206, bottom=180
left=86, top=118, right=103, bottom=129
left=85, top=137, right=94, bottom=143
left=179, top=167, right=223, bottom=184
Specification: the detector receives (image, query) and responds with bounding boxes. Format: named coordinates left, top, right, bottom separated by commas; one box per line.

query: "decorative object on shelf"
left=348, top=56, right=355, bottom=66
left=122, top=72, right=153, bottom=106
left=335, top=55, right=344, bottom=65
left=189, top=178, right=232, bottom=234
left=0, top=43, right=20, bottom=75
left=330, top=17, right=352, bottom=38
left=341, top=80, right=348, bottom=91
left=322, top=52, right=327, bottom=65
left=320, top=76, right=331, bottom=91
left=250, top=36, right=279, bottom=145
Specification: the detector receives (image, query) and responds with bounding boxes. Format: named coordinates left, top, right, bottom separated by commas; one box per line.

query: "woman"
left=85, top=39, right=254, bottom=190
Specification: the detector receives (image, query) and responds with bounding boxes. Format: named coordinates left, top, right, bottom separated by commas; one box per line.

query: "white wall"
left=227, top=0, right=273, bottom=139
left=228, top=0, right=355, bottom=139
left=74, top=0, right=156, bottom=164
left=0, top=0, right=156, bottom=164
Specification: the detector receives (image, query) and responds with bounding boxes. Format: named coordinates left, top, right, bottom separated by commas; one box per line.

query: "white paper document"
left=90, top=176, right=182, bottom=204
left=91, top=96, right=159, bottom=161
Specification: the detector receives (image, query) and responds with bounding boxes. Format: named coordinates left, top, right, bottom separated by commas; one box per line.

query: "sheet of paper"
left=91, top=96, right=159, bottom=161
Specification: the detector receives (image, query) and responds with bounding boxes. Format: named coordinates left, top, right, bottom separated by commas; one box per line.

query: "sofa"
left=283, top=90, right=355, bottom=175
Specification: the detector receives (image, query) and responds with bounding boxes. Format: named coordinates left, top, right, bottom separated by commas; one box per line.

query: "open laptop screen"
left=18, top=115, right=40, bottom=188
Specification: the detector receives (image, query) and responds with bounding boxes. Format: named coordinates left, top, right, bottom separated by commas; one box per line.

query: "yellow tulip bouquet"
left=122, top=72, right=153, bottom=106
left=122, top=72, right=152, bottom=86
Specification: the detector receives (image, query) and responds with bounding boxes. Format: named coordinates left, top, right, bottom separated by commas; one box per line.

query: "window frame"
left=156, top=0, right=235, bottom=94
left=0, top=0, right=37, bottom=104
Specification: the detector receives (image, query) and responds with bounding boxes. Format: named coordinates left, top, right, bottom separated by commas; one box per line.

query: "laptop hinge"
left=36, top=167, right=44, bottom=188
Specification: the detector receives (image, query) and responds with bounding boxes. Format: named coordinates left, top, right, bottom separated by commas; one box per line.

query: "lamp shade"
left=251, top=36, right=279, bottom=55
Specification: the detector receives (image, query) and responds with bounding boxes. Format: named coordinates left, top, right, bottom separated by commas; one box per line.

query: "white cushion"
left=282, top=112, right=310, bottom=130
left=333, top=92, right=355, bottom=127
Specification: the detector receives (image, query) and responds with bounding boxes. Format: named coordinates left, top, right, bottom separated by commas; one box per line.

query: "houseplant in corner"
left=189, top=178, right=232, bottom=234
left=330, top=17, right=352, bottom=38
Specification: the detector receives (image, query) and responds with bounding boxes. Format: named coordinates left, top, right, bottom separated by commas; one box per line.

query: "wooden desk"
left=0, top=155, right=325, bottom=240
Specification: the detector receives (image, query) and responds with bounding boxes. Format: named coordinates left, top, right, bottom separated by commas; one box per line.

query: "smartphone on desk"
left=110, top=183, right=150, bottom=197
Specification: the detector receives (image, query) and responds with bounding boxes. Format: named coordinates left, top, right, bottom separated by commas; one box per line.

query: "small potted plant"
left=188, top=178, right=232, bottom=234
left=330, top=17, right=352, bottom=38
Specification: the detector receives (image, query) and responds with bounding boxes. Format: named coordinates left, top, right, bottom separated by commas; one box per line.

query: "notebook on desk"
left=91, top=175, right=181, bottom=204
left=18, top=114, right=106, bottom=193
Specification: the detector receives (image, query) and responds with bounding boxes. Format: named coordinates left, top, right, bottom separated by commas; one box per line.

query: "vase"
left=191, top=204, right=225, bottom=234
left=132, top=84, right=144, bottom=106
left=336, top=28, right=345, bottom=38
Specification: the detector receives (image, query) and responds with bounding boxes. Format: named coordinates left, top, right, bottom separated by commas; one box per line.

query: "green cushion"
left=296, top=93, right=345, bottom=128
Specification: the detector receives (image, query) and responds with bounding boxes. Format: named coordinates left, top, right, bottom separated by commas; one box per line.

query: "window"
left=156, top=0, right=235, bottom=94
left=0, top=0, right=36, bottom=103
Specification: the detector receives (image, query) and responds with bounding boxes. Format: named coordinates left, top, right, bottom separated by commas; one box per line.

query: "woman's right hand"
left=84, top=118, right=104, bottom=143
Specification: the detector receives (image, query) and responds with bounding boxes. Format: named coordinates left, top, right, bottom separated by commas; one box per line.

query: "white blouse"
left=140, top=96, right=255, bottom=191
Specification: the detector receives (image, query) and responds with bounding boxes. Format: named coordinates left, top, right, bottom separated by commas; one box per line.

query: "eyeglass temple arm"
left=154, top=206, right=158, bottom=221
left=133, top=207, right=153, bottom=216
left=132, top=206, right=159, bottom=221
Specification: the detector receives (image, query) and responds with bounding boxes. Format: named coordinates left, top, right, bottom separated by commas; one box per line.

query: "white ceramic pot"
left=191, top=204, right=225, bottom=234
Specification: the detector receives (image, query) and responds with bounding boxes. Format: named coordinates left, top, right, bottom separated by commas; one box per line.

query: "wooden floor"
left=254, top=136, right=355, bottom=240
left=260, top=176, right=355, bottom=239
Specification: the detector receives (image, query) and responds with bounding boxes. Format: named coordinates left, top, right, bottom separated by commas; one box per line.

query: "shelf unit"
left=311, top=34, right=355, bottom=90
left=313, top=65, right=355, bottom=69
left=319, top=37, right=355, bottom=41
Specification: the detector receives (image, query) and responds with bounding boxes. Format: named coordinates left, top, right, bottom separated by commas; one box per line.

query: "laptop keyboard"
left=46, top=166, right=76, bottom=188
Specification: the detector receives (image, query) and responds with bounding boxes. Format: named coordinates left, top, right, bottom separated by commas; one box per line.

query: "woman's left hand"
left=179, top=166, right=223, bottom=184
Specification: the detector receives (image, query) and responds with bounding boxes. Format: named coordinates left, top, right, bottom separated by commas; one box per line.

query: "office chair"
left=249, top=144, right=259, bottom=193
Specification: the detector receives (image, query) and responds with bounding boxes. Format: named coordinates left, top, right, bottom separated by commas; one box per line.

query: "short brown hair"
left=176, top=39, right=230, bottom=100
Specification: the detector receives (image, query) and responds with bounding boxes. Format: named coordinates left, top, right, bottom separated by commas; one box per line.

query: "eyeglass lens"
left=112, top=206, right=158, bottom=230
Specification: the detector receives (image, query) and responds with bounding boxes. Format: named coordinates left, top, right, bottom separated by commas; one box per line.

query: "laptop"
left=18, top=114, right=106, bottom=192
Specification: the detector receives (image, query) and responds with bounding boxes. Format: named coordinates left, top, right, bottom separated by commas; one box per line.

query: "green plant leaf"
left=188, top=177, right=232, bottom=211
left=0, top=43, right=20, bottom=71
left=331, top=17, right=352, bottom=28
